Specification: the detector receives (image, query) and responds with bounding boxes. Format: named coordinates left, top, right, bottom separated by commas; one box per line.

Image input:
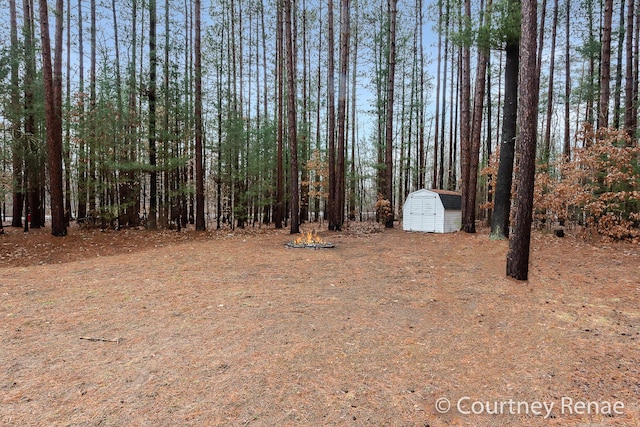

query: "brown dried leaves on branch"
left=535, top=125, right=640, bottom=242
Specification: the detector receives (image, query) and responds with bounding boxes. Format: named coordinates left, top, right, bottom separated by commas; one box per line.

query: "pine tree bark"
left=348, top=0, right=359, bottom=220
left=314, top=0, right=323, bottom=223
left=465, top=0, right=489, bottom=234
left=448, top=45, right=460, bottom=191
left=148, top=0, right=158, bottom=229
left=433, top=0, right=442, bottom=189
left=110, top=0, right=126, bottom=227
left=438, top=2, right=450, bottom=190
left=300, top=0, right=310, bottom=224
left=195, top=0, right=205, bottom=230
left=624, top=0, right=636, bottom=139
left=563, top=0, right=571, bottom=158
left=418, top=0, right=426, bottom=190
left=88, top=0, right=96, bottom=215
left=327, top=0, right=337, bottom=230
left=160, top=0, right=171, bottom=228
left=216, top=30, right=224, bottom=229
left=536, top=0, right=546, bottom=77
left=9, top=0, right=22, bottom=228
left=284, top=0, right=299, bottom=234
left=64, top=0, right=72, bottom=225
left=506, top=0, right=539, bottom=281
left=598, top=0, right=614, bottom=129
left=459, top=0, right=472, bottom=231
left=542, top=0, right=558, bottom=163
left=466, top=45, right=488, bottom=234
left=335, top=0, right=350, bottom=230
left=634, top=1, right=639, bottom=139
left=39, top=0, right=67, bottom=236
left=585, top=0, right=596, bottom=125
left=490, top=0, right=520, bottom=239
left=274, top=0, right=284, bottom=229
left=76, top=0, right=87, bottom=220
left=613, top=0, right=626, bottom=129
left=23, top=0, right=42, bottom=229
left=125, top=0, right=140, bottom=227
left=384, top=0, right=398, bottom=228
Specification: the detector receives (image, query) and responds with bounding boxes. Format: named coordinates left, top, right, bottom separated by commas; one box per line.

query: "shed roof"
left=432, top=189, right=462, bottom=210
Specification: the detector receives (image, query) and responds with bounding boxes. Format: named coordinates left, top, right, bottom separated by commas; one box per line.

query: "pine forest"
left=1, top=0, right=640, bottom=271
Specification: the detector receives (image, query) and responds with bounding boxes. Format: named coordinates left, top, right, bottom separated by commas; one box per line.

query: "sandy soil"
left=1, top=223, right=639, bottom=426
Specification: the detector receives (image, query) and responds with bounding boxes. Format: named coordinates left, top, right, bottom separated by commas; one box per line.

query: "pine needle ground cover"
left=1, top=226, right=639, bottom=426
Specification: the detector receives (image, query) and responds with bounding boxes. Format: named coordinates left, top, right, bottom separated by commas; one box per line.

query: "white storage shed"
left=402, top=189, right=462, bottom=233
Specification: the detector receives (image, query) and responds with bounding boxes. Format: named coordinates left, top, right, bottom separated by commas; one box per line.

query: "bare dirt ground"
left=1, top=223, right=639, bottom=426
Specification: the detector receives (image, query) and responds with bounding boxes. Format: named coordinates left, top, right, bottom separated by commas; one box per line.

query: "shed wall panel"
left=443, top=210, right=462, bottom=233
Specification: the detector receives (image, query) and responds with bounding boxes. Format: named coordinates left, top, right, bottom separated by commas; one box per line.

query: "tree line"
left=0, top=0, right=428, bottom=236
left=1, top=0, right=639, bottom=280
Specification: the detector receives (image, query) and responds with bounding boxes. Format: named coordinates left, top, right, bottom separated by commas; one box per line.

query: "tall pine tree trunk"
left=335, top=0, right=350, bottom=230
left=216, top=27, right=224, bottom=230
left=466, top=43, right=488, bottom=233
left=459, top=0, right=472, bottom=231
left=284, top=0, right=299, bottom=234
left=634, top=0, right=639, bottom=139
left=88, top=0, right=96, bottom=215
left=543, top=0, right=559, bottom=163
left=438, top=1, right=450, bottom=190
left=506, top=0, right=539, bottom=281
left=64, top=0, right=72, bottom=224
left=275, top=0, right=284, bottom=229
left=39, top=0, right=67, bottom=236
left=111, top=0, right=125, bottom=227
left=383, top=0, right=398, bottom=228
left=76, top=0, right=87, bottom=220
left=125, top=0, right=140, bottom=227
left=490, top=0, right=520, bottom=239
left=624, top=0, right=636, bottom=139
left=300, top=0, right=310, bottom=224
left=195, top=0, right=205, bottom=230
left=418, top=0, right=426, bottom=190
left=433, top=0, right=442, bottom=189
left=613, top=0, right=626, bottom=129
left=148, top=0, right=158, bottom=229
left=327, top=0, right=337, bottom=230
left=466, top=0, right=489, bottom=234
left=598, top=0, right=613, bottom=128
left=349, top=3, right=358, bottom=220
left=23, top=0, right=42, bottom=229
left=585, top=0, right=596, bottom=125
left=9, top=0, right=22, bottom=228
left=314, top=0, right=323, bottom=223
left=448, top=45, right=460, bottom=191
left=563, top=0, right=571, bottom=159
left=161, top=0, right=171, bottom=228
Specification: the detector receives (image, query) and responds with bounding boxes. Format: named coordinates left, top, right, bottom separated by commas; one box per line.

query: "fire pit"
left=286, top=231, right=335, bottom=249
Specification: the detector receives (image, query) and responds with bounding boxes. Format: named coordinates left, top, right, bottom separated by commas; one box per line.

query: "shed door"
left=411, top=194, right=437, bottom=232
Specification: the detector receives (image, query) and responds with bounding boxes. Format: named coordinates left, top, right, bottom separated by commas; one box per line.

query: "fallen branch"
left=79, top=336, right=122, bottom=343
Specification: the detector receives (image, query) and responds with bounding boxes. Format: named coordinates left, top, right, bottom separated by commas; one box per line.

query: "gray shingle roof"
left=436, top=192, right=461, bottom=210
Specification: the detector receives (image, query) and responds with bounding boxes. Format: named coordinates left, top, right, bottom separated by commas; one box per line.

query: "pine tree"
left=284, top=0, right=299, bottom=234
left=506, top=0, right=539, bottom=281
left=598, top=0, right=614, bottom=128
left=148, top=0, right=158, bottom=229
left=39, top=0, right=67, bottom=236
left=9, top=0, right=22, bottom=228
left=490, top=0, right=520, bottom=239
left=383, top=0, right=398, bottom=228
left=195, top=0, right=205, bottom=230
